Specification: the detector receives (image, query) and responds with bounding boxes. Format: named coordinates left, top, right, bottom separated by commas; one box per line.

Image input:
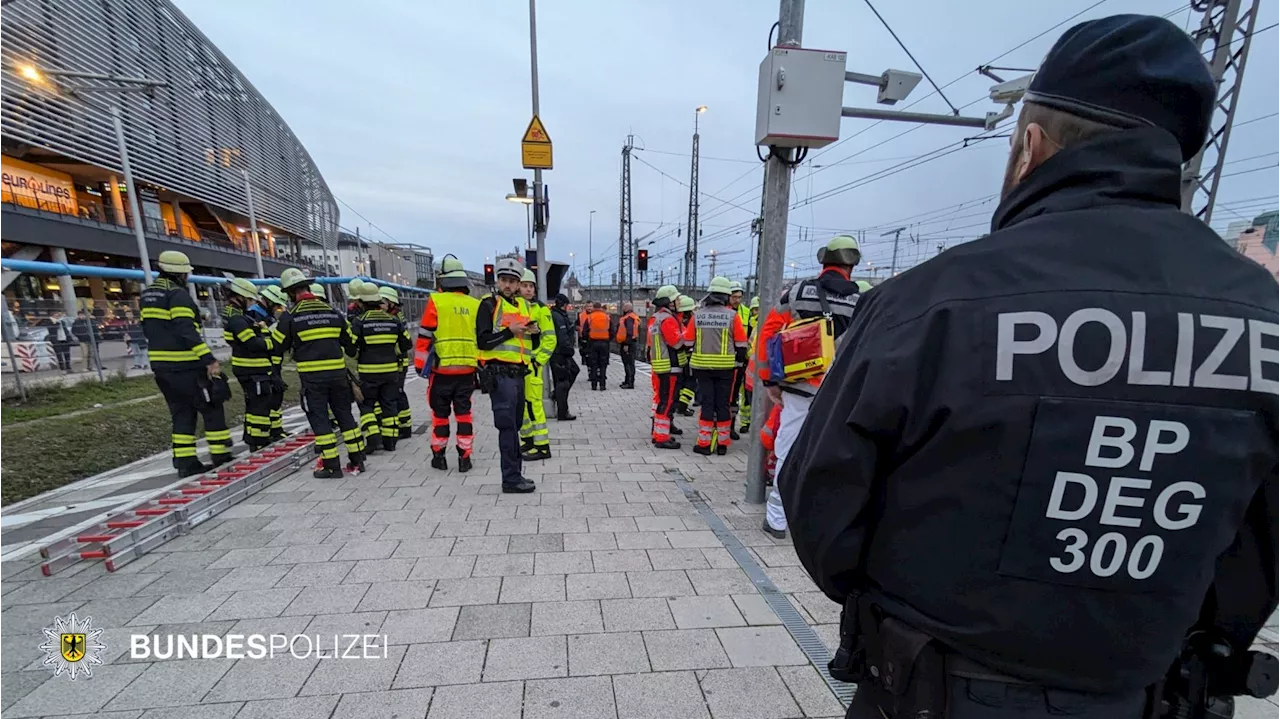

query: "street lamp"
left=7, top=62, right=166, bottom=283
left=505, top=192, right=534, bottom=248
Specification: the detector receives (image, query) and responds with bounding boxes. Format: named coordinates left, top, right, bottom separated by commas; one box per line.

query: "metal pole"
left=112, top=104, right=152, bottom=284
left=87, top=314, right=104, bottom=383
left=243, top=170, right=265, bottom=279
left=745, top=0, right=803, bottom=506
left=2, top=304, right=28, bottom=400
left=50, top=247, right=79, bottom=318
left=528, top=0, right=548, bottom=304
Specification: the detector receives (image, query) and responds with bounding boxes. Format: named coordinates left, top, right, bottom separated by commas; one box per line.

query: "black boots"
left=314, top=458, right=343, bottom=479
left=345, top=452, right=366, bottom=475
left=522, top=446, right=551, bottom=461
left=557, top=413, right=577, bottom=421
left=729, top=425, right=740, bottom=441
left=177, top=461, right=213, bottom=479
left=715, top=445, right=728, bottom=456
left=365, top=434, right=383, bottom=454
left=654, top=438, right=681, bottom=450
left=502, top=478, right=537, bottom=493
left=458, top=454, right=473, bottom=473
left=693, top=445, right=713, bottom=456
left=431, top=451, right=448, bottom=471
left=670, top=425, right=683, bottom=436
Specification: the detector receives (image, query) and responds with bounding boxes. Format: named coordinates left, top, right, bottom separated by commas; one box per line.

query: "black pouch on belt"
left=477, top=365, right=496, bottom=395
left=858, top=603, right=947, bottom=719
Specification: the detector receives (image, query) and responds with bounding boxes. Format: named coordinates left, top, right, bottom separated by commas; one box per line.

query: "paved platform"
left=2, top=362, right=1276, bottom=719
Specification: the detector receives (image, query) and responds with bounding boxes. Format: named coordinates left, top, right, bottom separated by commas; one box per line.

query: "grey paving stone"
left=499, top=574, right=566, bottom=603
left=508, top=533, right=563, bottom=553
left=687, top=569, right=756, bottom=596
left=208, top=588, right=301, bottom=621
left=567, top=630, right=650, bottom=676
left=635, top=516, right=686, bottom=532
left=534, top=551, right=594, bottom=575
left=333, top=540, right=399, bottom=561
left=701, top=548, right=738, bottom=569
left=566, top=572, right=632, bottom=601
left=267, top=528, right=334, bottom=547
left=762, top=565, right=818, bottom=593
left=525, top=676, right=618, bottom=719
left=778, top=664, right=846, bottom=718
left=69, top=596, right=160, bottom=627
left=699, top=667, right=802, bottom=719
left=345, top=558, right=418, bottom=584
left=614, top=532, right=672, bottom=550
left=379, top=522, right=439, bottom=541
left=751, top=545, right=802, bottom=567
left=314, top=511, right=373, bottom=528
left=207, top=547, right=285, bottom=570
left=483, top=635, right=567, bottom=681
left=626, top=570, right=696, bottom=598
left=5, top=663, right=146, bottom=717
left=202, top=656, right=318, bottom=702
left=515, top=505, right=563, bottom=519
left=613, top=670, right=711, bottom=719
left=104, top=658, right=232, bottom=710
left=452, top=603, right=532, bottom=640
left=227, top=615, right=314, bottom=638
left=333, top=687, right=434, bottom=719
left=591, top=550, right=652, bottom=573
left=393, top=639, right=487, bottom=687
left=357, top=580, right=436, bottom=611
left=668, top=596, right=748, bottom=629
left=792, top=591, right=842, bottom=624
left=0, top=670, right=50, bottom=711
left=606, top=503, right=654, bottom=517
left=538, top=517, right=589, bottom=534
left=540, top=492, right=583, bottom=506
left=408, top=555, right=476, bottom=580
left=588, top=517, right=637, bottom=533
left=472, top=554, right=536, bottom=577
left=234, top=695, right=340, bottom=719
left=207, top=565, right=291, bottom=592
left=65, top=572, right=163, bottom=600
left=298, top=643, right=405, bottom=694
left=271, top=544, right=339, bottom=564
left=303, top=610, right=387, bottom=637
left=450, top=535, right=510, bottom=555
left=715, top=626, right=807, bottom=667
left=129, top=592, right=228, bottom=625
left=648, top=548, right=711, bottom=571
left=486, top=518, right=540, bottom=535
left=643, top=628, right=731, bottom=671
left=427, top=681, right=523, bottom=719
left=561, top=503, right=610, bottom=518
left=133, top=570, right=229, bottom=598
left=466, top=505, right=517, bottom=521
left=531, top=600, right=604, bottom=636
left=323, top=526, right=389, bottom=544
left=433, top=520, right=489, bottom=537
left=601, top=597, right=676, bottom=631
left=562, top=533, right=617, bottom=551
left=429, top=576, right=502, bottom=606
left=283, top=583, right=369, bottom=615
left=392, top=538, right=457, bottom=558
left=730, top=594, right=782, bottom=626
left=380, top=607, right=460, bottom=645
left=273, top=561, right=356, bottom=589
left=665, top=531, right=721, bottom=548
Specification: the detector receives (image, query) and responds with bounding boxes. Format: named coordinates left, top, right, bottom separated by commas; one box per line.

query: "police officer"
left=416, top=255, right=481, bottom=471
left=518, top=269, right=557, bottom=460
left=274, top=268, right=366, bottom=478
left=548, top=294, right=580, bottom=421
left=142, top=251, right=233, bottom=476
left=584, top=302, right=612, bottom=390
left=378, top=286, right=414, bottom=439
left=648, top=285, right=684, bottom=450
left=257, top=284, right=290, bottom=440
left=476, top=258, right=536, bottom=493
left=348, top=282, right=411, bottom=453
left=683, top=277, right=748, bottom=455
left=221, top=278, right=276, bottom=452
left=782, top=15, right=1278, bottom=718
left=615, top=302, right=640, bottom=389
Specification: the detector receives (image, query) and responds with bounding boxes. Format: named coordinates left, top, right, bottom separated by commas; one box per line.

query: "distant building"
left=1228, top=210, right=1278, bottom=279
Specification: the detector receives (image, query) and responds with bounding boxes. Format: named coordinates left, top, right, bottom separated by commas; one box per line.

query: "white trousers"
left=765, top=392, right=812, bottom=532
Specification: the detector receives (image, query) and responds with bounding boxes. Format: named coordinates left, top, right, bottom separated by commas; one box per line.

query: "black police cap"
left=1023, top=14, right=1214, bottom=162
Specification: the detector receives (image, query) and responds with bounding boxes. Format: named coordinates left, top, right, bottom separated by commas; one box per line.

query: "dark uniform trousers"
left=268, top=383, right=286, bottom=439
left=429, top=372, right=476, bottom=457
left=489, top=370, right=526, bottom=486
left=155, top=368, right=232, bottom=467
left=236, top=375, right=275, bottom=451
left=396, top=368, right=412, bottom=439
left=694, top=369, right=733, bottom=446
left=301, top=377, right=363, bottom=463
left=549, top=355, right=579, bottom=418
left=588, top=340, right=611, bottom=387
left=619, top=341, right=636, bottom=386
left=359, top=373, right=402, bottom=451
left=844, top=676, right=1148, bottom=719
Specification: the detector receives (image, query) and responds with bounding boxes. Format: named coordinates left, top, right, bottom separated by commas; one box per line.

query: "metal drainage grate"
left=666, top=469, right=858, bottom=707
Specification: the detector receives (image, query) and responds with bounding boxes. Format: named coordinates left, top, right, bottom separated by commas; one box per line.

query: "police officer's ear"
left=1013, top=121, right=1061, bottom=185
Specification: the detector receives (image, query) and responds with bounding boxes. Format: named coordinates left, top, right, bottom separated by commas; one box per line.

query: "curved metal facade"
left=0, top=0, right=338, bottom=255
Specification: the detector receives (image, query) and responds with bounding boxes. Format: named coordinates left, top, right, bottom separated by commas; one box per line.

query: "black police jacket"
left=551, top=306, right=577, bottom=359
left=780, top=128, right=1278, bottom=695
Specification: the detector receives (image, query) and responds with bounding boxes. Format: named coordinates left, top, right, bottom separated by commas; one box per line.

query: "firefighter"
left=757, top=235, right=862, bottom=537
left=615, top=302, right=640, bottom=389
left=648, top=285, right=684, bottom=449
left=378, top=285, right=414, bottom=439
left=256, top=284, right=290, bottom=440
left=416, top=255, right=480, bottom=471
left=683, top=277, right=748, bottom=455
left=273, top=268, right=365, bottom=478
left=346, top=279, right=364, bottom=320
left=584, top=302, right=612, bottom=390
left=348, top=283, right=411, bottom=453
left=476, top=258, right=536, bottom=493
left=221, top=278, right=276, bottom=452
left=674, top=294, right=697, bottom=416
left=548, top=294, right=579, bottom=421
left=141, top=251, right=232, bottom=477
left=518, top=269, right=557, bottom=460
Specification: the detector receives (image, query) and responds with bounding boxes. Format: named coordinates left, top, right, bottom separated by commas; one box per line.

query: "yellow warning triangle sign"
left=522, top=116, right=551, bottom=144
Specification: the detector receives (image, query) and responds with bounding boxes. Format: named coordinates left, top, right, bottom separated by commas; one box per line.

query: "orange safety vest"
left=615, top=312, right=639, bottom=343
left=587, top=311, right=611, bottom=340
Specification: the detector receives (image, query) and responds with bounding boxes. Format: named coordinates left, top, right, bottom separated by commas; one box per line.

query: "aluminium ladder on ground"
left=38, top=433, right=318, bottom=576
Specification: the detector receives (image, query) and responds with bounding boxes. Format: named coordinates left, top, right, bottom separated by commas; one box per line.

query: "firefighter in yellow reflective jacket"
left=222, top=278, right=276, bottom=452
left=348, top=283, right=412, bottom=453
left=379, top=285, right=414, bottom=439
left=416, top=256, right=481, bottom=472
left=141, top=251, right=232, bottom=477
left=257, top=284, right=290, bottom=439
left=682, top=276, right=749, bottom=455
left=674, top=295, right=698, bottom=415
left=518, top=269, right=557, bottom=460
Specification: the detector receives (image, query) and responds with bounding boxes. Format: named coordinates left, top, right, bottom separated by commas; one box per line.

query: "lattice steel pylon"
left=682, top=130, right=701, bottom=288
left=1180, top=0, right=1262, bottom=227
left=617, top=135, right=634, bottom=306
